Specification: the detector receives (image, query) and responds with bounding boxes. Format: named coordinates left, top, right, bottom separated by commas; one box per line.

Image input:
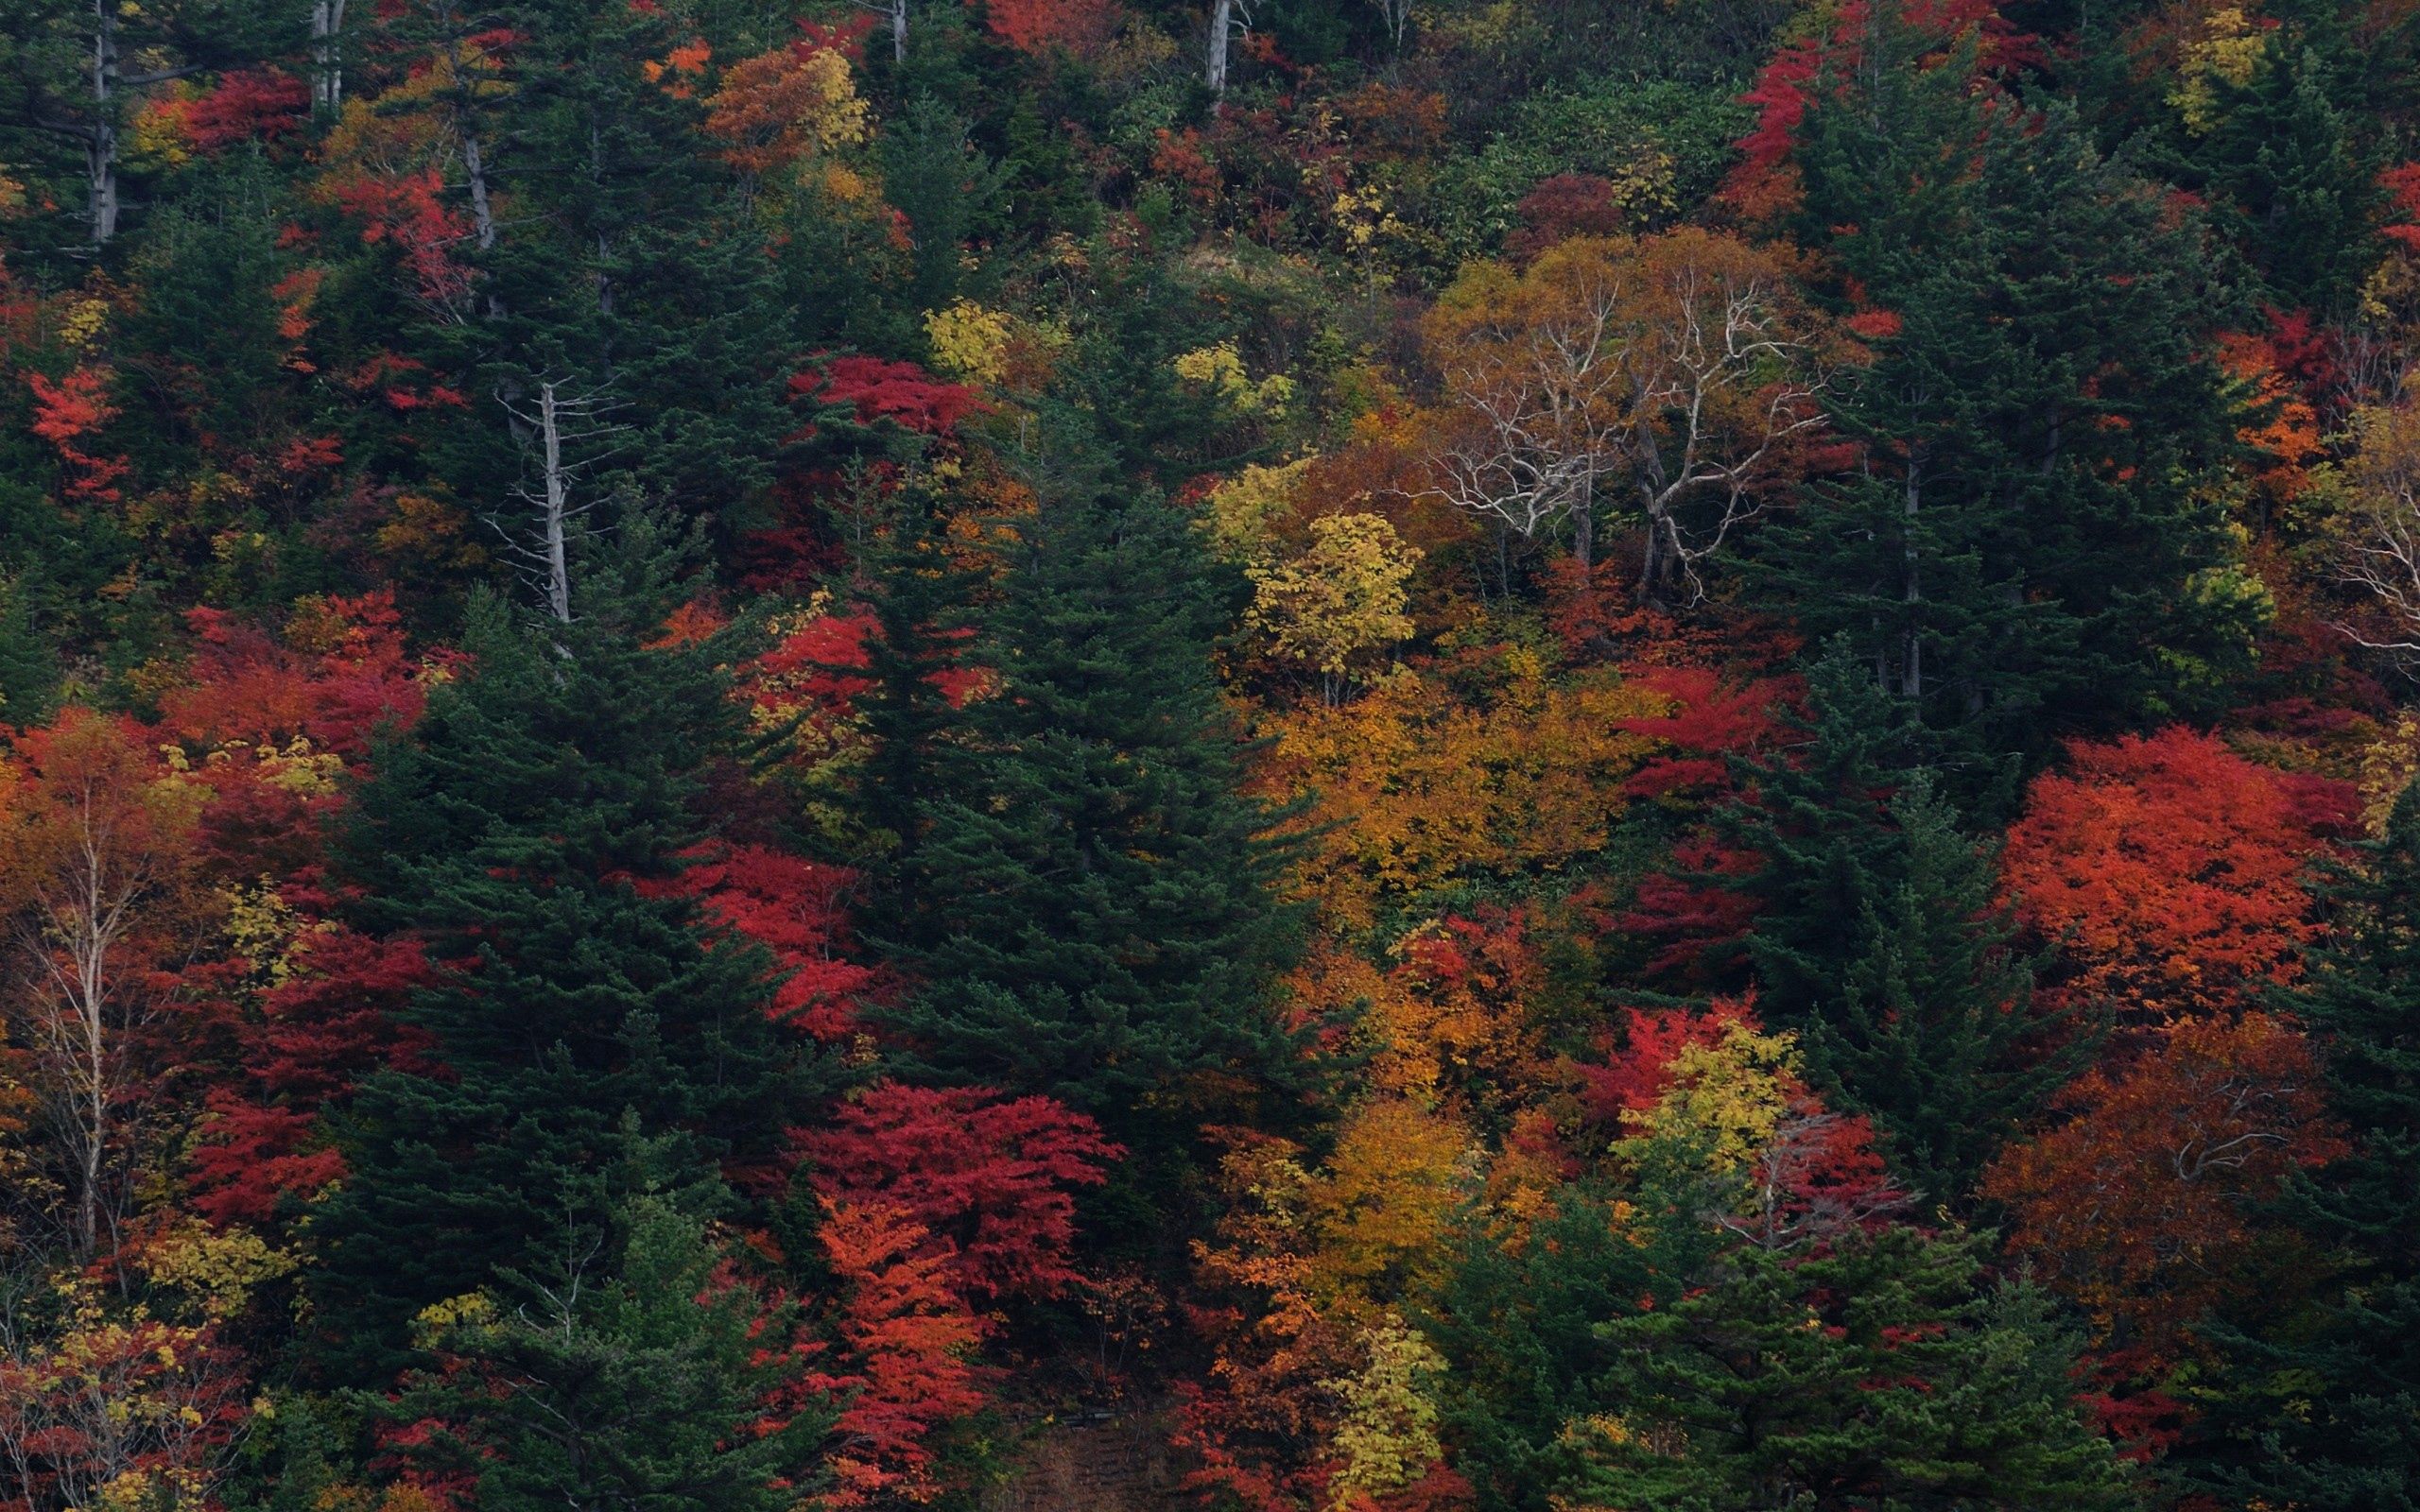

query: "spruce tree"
left=2199, top=779, right=2420, bottom=1511
left=307, top=521, right=825, bottom=1381
left=1731, top=652, right=2078, bottom=1201
left=831, top=487, right=981, bottom=929
left=1801, top=773, right=2084, bottom=1205
left=880, top=442, right=1308, bottom=1158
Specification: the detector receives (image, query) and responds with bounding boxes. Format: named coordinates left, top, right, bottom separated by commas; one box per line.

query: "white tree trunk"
left=87, top=0, right=118, bottom=245
left=1206, top=0, right=1235, bottom=93
left=310, top=0, right=349, bottom=112
left=538, top=383, right=573, bottom=624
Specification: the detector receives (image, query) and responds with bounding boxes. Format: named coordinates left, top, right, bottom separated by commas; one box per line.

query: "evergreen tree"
left=1729, top=652, right=2078, bottom=1201
left=1728, top=644, right=1927, bottom=1027
left=880, top=437, right=1308, bottom=1158
left=386, top=1161, right=828, bottom=1512
left=2198, top=779, right=2420, bottom=1511
left=1582, top=1225, right=2134, bottom=1511
left=2198, top=43, right=2386, bottom=317
left=834, top=487, right=980, bottom=928
left=1760, top=9, right=2253, bottom=791
left=1801, top=773, right=2084, bottom=1205
left=307, top=520, right=826, bottom=1381
left=1426, top=1186, right=1724, bottom=1512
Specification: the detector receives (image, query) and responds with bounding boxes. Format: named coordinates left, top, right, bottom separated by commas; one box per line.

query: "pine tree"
left=306, top=520, right=826, bottom=1381
left=880, top=438, right=1309, bottom=1159
left=1582, top=1225, right=2134, bottom=1511
left=2199, top=779, right=2420, bottom=1511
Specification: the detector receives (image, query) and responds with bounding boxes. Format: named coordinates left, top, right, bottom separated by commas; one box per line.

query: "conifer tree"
left=1731, top=652, right=2078, bottom=1200
left=387, top=1161, right=828, bottom=1512
left=1801, top=774, right=2083, bottom=1204
left=307, top=519, right=825, bottom=1380
left=1760, top=9, right=2251, bottom=789
left=834, top=487, right=980, bottom=929
left=1582, top=1226, right=2133, bottom=1511
left=880, top=437, right=1308, bottom=1158
left=2200, top=779, right=2420, bottom=1510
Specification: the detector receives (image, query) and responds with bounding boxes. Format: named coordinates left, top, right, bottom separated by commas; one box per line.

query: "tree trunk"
left=462, top=130, right=498, bottom=252
left=1901, top=448, right=1925, bottom=705
left=87, top=0, right=118, bottom=245
left=310, top=0, right=348, bottom=112
left=1206, top=0, right=1234, bottom=94
left=891, top=0, right=908, bottom=64
left=538, top=383, right=573, bottom=624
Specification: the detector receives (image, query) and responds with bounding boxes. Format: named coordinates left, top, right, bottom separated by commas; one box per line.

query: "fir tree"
left=880, top=438, right=1309, bottom=1159
left=1801, top=773, right=2084, bottom=1205
left=1760, top=9, right=2252, bottom=792
left=1582, top=1225, right=2134, bottom=1511
left=385, top=1159, right=828, bottom=1512
left=2199, top=779, right=2420, bottom=1511
left=307, top=520, right=826, bottom=1380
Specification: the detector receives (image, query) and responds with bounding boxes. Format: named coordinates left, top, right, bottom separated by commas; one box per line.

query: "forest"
left=0, top=0, right=2416, bottom=1507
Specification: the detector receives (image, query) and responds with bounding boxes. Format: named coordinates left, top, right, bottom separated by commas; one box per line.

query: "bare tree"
left=309, top=0, right=348, bottom=112
left=2330, top=390, right=2420, bottom=669
left=1366, top=0, right=1412, bottom=55
left=1418, top=230, right=1837, bottom=603
left=1206, top=0, right=1255, bottom=94
left=850, top=0, right=910, bottom=64
left=493, top=381, right=628, bottom=623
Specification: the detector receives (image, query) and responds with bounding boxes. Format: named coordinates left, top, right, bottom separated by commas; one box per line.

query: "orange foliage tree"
left=1981, top=1012, right=2345, bottom=1371
left=2001, top=728, right=2357, bottom=1019
left=1414, top=230, right=1839, bottom=596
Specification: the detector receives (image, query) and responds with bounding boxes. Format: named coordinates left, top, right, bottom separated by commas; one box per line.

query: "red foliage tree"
left=795, top=1081, right=1121, bottom=1306
left=792, top=356, right=985, bottom=438
left=2001, top=728, right=2358, bottom=1019
left=807, top=1197, right=993, bottom=1508
left=674, top=844, right=876, bottom=1042
left=1981, top=1012, right=2346, bottom=1374
left=186, top=928, right=441, bottom=1227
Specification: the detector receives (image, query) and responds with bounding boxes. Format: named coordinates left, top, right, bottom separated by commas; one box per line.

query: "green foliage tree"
left=2197, top=779, right=2420, bottom=1510
left=880, top=436, right=1308, bottom=1160
left=1761, top=9, right=2254, bottom=790
left=307, top=519, right=826, bottom=1381
left=1582, top=1225, right=2134, bottom=1512
left=387, top=1168, right=828, bottom=1512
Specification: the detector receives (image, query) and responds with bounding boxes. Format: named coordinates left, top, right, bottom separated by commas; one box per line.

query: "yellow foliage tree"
left=1245, top=514, right=1423, bottom=704
left=1255, top=661, right=1661, bottom=928
left=1322, top=1315, right=1448, bottom=1509
left=1303, top=1097, right=1477, bottom=1302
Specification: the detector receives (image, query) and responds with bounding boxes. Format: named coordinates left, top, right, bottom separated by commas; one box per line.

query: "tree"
left=389, top=1179, right=830, bottom=1512
left=881, top=451, right=1309, bottom=1160
left=1241, top=513, right=1422, bottom=706
left=304, top=523, right=831, bottom=1380
left=2197, top=778, right=2420, bottom=1509
left=808, top=1196, right=993, bottom=1509
left=1759, top=4, right=2254, bottom=774
left=2325, top=382, right=2420, bottom=669
left=1417, top=230, right=1834, bottom=593
left=794, top=1080, right=1121, bottom=1306
left=2000, top=728, right=2356, bottom=1021
left=1580, top=1225, right=2133, bottom=1512
left=1798, top=772, right=2079, bottom=1204
left=0, top=710, right=207, bottom=1261
left=1981, top=1012, right=2344, bottom=1376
